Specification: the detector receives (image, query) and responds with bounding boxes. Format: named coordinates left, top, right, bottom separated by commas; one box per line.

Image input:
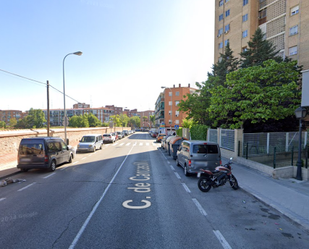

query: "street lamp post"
left=161, top=86, right=172, bottom=135
left=63, top=51, right=82, bottom=145
left=294, top=106, right=307, bottom=180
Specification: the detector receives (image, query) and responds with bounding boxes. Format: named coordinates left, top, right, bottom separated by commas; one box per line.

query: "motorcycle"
left=197, top=157, right=239, bottom=192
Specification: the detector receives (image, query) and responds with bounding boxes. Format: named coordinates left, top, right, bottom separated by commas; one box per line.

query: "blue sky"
left=0, top=0, right=214, bottom=112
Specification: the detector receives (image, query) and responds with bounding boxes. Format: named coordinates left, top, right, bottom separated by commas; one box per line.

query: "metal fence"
left=208, top=129, right=235, bottom=151
left=208, top=128, right=309, bottom=168
left=243, top=132, right=308, bottom=168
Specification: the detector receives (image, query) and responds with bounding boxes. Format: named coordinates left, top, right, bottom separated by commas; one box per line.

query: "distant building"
left=0, top=110, right=27, bottom=125
left=158, top=83, right=197, bottom=131
left=137, top=110, right=155, bottom=128
left=42, top=106, right=114, bottom=126
left=73, top=103, right=90, bottom=108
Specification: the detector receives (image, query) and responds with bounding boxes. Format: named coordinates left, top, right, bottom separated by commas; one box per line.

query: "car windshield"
left=81, top=136, right=95, bottom=143
left=103, top=134, right=111, bottom=137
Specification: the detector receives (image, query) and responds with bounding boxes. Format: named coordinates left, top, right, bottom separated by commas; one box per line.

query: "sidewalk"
left=1, top=156, right=309, bottom=231
left=230, top=159, right=309, bottom=232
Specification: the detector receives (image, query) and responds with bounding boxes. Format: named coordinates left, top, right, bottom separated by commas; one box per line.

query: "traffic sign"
left=174, top=125, right=179, bottom=130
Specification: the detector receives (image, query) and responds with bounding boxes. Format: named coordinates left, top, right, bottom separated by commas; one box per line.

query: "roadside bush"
left=176, top=127, right=182, bottom=137
left=190, top=124, right=208, bottom=140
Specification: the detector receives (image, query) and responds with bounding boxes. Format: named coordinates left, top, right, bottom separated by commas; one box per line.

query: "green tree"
left=182, top=118, right=195, bottom=129
left=86, top=113, right=102, bottom=127
left=120, top=114, right=129, bottom=127
left=69, top=115, right=89, bottom=127
left=128, top=116, right=141, bottom=128
left=0, top=121, right=6, bottom=128
left=240, top=27, right=281, bottom=68
left=26, top=108, right=46, bottom=128
left=150, top=115, right=155, bottom=127
left=109, top=115, right=122, bottom=127
left=209, top=60, right=301, bottom=130
left=9, top=118, right=17, bottom=128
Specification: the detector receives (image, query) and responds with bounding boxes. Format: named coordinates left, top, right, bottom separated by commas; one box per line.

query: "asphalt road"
left=0, top=132, right=308, bottom=249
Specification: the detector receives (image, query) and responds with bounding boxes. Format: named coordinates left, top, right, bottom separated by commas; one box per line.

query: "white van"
left=77, top=134, right=103, bottom=152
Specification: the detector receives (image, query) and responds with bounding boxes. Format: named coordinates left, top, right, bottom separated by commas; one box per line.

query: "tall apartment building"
left=159, top=83, right=197, bottom=131
left=43, top=107, right=114, bottom=126
left=0, top=110, right=27, bottom=125
left=215, top=0, right=309, bottom=70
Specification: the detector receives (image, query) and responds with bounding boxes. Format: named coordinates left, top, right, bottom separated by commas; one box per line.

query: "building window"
left=169, top=111, right=172, bottom=115
left=218, top=28, right=223, bottom=37
left=242, top=30, right=248, bottom=38
left=243, top=0, right=248, bottom=6
left=175, top=111, right=179, bottom=117
left=289, top=46, right=298, bottom=55
left=225, top=9, right=230, bottom=17
left=291, top=6, right=299, bottom=16
left=224, top=39, right=229, bottom=46
left=175, top=91, right=179, bottom=96
left=219, top=0, right=223, bottom=6
left=169, top=120, right=172, bottom=125
left=175, top=120, right=179, bottom=125
left=175, top=101, right=179, bottom=106
left=225, top=24, right=230, bottom=32
left=219, top=42, right=223, bottom=49
left=169, top=101, right=172, bottom=106
left=168, top=92, right=172, bottom=97
left=289, top=25, right=298, bottom=36
left=219, top=14, right=223, bottom=21
left=225, top=0, right=230, bottom=2
left=243, top=13, right=248, bottom=22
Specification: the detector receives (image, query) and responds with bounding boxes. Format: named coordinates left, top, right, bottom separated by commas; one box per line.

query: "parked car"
left=103, top=133, right=116, bottom=143
left=176, top=140, right=221, bottom=176
left=17, top=137, right=75, bottom=172
left=117, top=131, right=124, bottom=139
left=123, top=130, right=129, bottom=136
left=77, top=134, right=103, bottom=152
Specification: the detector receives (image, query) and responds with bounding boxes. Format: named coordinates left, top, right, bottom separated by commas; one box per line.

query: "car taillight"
left=220, top=160, right=222, bottom=165
left=44, top=155, right=48, bottom=163
left=188, top=160, right=191, bottom=166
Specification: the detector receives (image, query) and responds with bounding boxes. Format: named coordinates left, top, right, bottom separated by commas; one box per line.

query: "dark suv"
left=17, top=137, right=74, bottom=172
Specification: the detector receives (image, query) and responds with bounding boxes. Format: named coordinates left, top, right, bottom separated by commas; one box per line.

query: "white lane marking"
left=126, top=143, right=131, bottom=146
left=139, top=143, right=143, bottom=146
left=174, top=172, right=181, bottom=180
left=213, top=230, right=232, bottom=249
left=69, top=145, right=135, bottom=249
left=112, top=143, right=118, bottom=146
left=119, top=143, right=124, bottom=146
left=43, top=173, right=56, bottom=179
left=181, top=183, right=191, bottom=193
left=133, top=143, right=137, bottom=146
left=170, top=165, right=175, bottom=171
left=192, top=198, right=207, bottom=216
left=18, top=182, right=36, bottom=192
left=81, top=157, right=87, bottom=160
left=73, top=161, right=79, bottom=164
left=146, top=143, right=149, bottom=146
left=0, top=198, right=6, bottom=202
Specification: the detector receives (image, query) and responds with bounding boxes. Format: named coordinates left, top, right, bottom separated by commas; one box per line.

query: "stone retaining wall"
left=0, top=127, right=130, bottom=159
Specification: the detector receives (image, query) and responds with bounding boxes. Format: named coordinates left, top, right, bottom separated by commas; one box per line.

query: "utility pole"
left=47, top=80, right=50, bottom=137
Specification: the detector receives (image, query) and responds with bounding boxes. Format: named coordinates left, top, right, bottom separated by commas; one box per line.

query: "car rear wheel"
left=68, top=154, right=72, bottom=163
left=176, top=157, right=180, bottom=167
left=184, top=165, right=189, bottom=176
left=49, top=160, right=56, bottom=171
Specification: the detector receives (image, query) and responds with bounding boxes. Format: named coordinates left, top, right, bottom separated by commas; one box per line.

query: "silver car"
left=77, top=134, right=103, bottom=152
left=176, top=140, right=221, bottom=176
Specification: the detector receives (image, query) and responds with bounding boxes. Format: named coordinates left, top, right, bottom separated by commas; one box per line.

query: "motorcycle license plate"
left=197, top=172, right=201, bottom=178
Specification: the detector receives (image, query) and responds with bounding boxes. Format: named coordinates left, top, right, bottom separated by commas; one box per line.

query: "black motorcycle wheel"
left=229, top=175, right=239, bottom=190
left=198, top=177, right=211, bottom=192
